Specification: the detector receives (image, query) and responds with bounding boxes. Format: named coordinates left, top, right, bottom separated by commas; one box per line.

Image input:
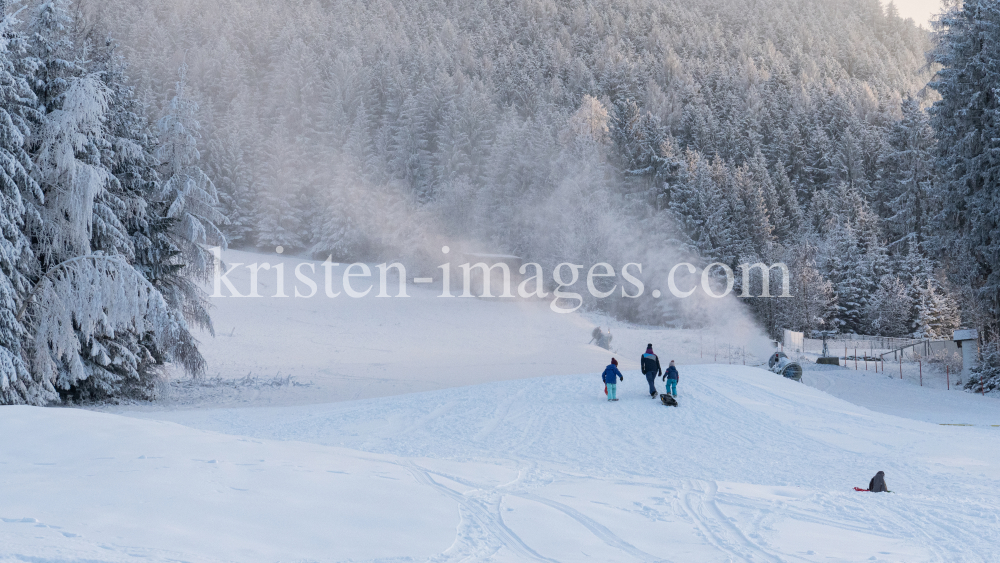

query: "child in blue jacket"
left=662, top=360, right=679, bottom=397
left=602, top=358, right=624, bottom=401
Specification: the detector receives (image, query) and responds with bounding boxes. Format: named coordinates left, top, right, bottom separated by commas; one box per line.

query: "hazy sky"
left=891, top=0, right=943, bottom=27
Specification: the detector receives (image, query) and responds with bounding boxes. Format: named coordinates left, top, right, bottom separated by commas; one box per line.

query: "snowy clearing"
left=6, top=364, right=1000, bottom=562
left=4, top=250, right=999, bottom=562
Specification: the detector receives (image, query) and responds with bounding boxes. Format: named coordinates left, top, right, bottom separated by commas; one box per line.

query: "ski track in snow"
left=402, top=461, right=559, bottom=563
left=679, top=479, right=781, bottom=563
left=508, top=491, right=660, bottom=562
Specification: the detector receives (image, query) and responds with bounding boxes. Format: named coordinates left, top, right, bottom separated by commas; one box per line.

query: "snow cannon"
left=768, top=351, right=788, bottom=369
left=770, top=356, right=803, bottom=382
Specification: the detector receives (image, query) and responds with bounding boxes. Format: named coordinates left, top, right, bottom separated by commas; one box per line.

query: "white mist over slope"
left=150, top=249, right=772, bottom=407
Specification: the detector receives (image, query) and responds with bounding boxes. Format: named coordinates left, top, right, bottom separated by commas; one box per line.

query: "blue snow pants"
left=665, top=380, right=677, bottom=396
left=645, top=371, right=658, bottom=396
left=607, top=383, right=617, bottom=400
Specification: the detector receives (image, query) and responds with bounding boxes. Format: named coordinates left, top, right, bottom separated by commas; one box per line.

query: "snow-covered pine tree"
left=804, top=125, right=834, bottom=194
left=387, top=92, right=432, bottom=202
left=94, top=38, right=209, bottom=382
left=253, top=132, right=305, bottom=252
left=155, top=64, right=227, bottom=277
left=733, top=159, right=775, bottom=259
left=880, top=96, right=936, bottom=251
left=9, top=2, right=212, bottom=404
left=0, top=8, right=45, bottom=405
left=772, top=166, right=803, bottom=237
left=308, top=103, right=378, bottom=260
left=865, top=275, right=912, bottom=337
left=209, top=91, right=260, bottom=247
left=705, top=156, right=745, bottom=268
left=929, top=0, right=1000, bottom=331
left=818, top=221, right=860, bottom=332
left=26, top=0, right=75, bottom=115
left=912, top=278, right=961, bottom=339
left=773, top=239, right=835, bottom=334
left=964, top=333, right=1000, bottom=394
left=24, top=56, right=171, bottom=402
left=610, top=97, right=672, bottom=209
left=667, top=149, right=715, bottom=260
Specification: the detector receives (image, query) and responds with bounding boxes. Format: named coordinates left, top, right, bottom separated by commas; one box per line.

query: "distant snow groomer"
left=640, top=344, right=662, bottom=398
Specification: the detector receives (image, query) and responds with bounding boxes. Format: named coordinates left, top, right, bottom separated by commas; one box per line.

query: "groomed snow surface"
left=3, top=251, right=999, bottom=563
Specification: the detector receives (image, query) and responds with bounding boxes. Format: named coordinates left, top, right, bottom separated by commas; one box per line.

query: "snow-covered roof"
left=953, top=329, right=978, bottom=341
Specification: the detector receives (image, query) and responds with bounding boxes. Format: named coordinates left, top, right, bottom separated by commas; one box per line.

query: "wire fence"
left=696, top=342, right=768, bottom=367
left=794, top=336, right=958, bottom=362
left=769, top=330, right=970, bottom=389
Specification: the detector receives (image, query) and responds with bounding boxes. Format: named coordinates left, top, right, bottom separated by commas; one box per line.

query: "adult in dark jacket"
left=602, top=358, right=624, bottom=401
left=868, top=471, right=889, bottom=492
left=640, top=344, right=661, bottom=398
left=662, top=360, right=679, bottom=397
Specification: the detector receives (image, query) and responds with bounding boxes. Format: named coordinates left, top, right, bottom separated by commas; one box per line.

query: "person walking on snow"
left=602, top=358, right=624, bottom=401
left=640, top=344, right=662, bottom=398
left=663, top=360, right=679, bottom=397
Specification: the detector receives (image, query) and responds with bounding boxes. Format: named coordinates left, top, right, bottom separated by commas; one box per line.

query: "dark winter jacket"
left=602, top=364, right=624, bottom=384
left=640, top=353, right=661, bottom=376
left=868, top=471, right=888, bottom=493
left=665, top=366, right=679, bottom=381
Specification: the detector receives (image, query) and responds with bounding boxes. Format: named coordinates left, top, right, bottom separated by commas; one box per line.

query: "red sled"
left=604, top=384, right=608, bottom=396
left=853, top=487, right=870, bottom=492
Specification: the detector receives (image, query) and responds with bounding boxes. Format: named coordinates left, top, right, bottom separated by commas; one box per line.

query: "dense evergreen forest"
left=86, top=0, right=955, bottom=338
left=2, top=0, right=998, bottom=403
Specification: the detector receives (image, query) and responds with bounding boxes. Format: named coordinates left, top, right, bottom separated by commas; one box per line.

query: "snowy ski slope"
left=3, top=250, right=999, bottom=562
left=5, top=365, right=999, bottom=562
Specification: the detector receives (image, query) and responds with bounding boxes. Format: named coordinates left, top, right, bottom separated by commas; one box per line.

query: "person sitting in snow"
left=640, top=344, right=662, bottom=398
left=662, top=360, right=679, bottom=397
left=868, top=471, right=889, bottom=493
left=602, top=358, right=624, bottom=402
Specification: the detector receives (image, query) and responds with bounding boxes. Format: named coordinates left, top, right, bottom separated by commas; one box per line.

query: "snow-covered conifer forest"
left=1, top=0, right=999, bottom=404
left=4, top=2, right=1000, bottom=560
